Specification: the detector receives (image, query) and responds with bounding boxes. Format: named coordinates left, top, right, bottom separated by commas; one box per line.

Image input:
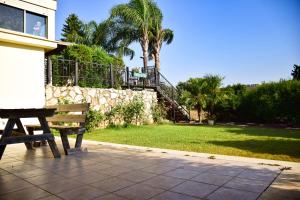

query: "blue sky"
left=55, top=0, right=300, bottom=86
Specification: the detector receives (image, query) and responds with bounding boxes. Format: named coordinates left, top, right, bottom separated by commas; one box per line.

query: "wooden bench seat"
left=26, top=103, right=90, bottom=155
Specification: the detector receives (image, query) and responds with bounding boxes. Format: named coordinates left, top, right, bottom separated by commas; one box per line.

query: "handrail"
left=156, top=70, right=190, bottom=121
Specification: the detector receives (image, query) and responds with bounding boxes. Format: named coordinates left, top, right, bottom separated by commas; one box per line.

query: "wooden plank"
left=0, top=108, right=56, bottom=118
left=47, top=114, right=86, bottom=123
left=47, top=103, right=89, bottom=112
left=0, top=119, right=16, bottom=159
left=60, top=132, right=70, bottom=155
left=38, top=117, right=61, bottom=158
left=0, top=134, right=54, bottom=145
left=15, top=119, right=33, bottom=150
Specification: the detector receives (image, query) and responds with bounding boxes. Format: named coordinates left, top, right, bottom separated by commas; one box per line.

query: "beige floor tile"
left=171, top=181, right=218, bottom=198
left=91, top=176, right=135, bottom=192
left=238, top=170, right=278, bottom=182
left=142, top=165, right=176, bottom=174
left=25, top=173, right=63, bottom=185
left=164, top=169, right=199, bottom=179
left=115, top=183, right=165, bottom=200
left=57, top=185, right=108, bottom=200
left=0, top=179, right=33, bottom=195
left=0, top=174, right=20, bottom=183
left=192, top=172, right=233, bottom=186
left=39, top=179, right=83, bottom=194
left=0, top=187, right=51, bottom=200
left=207, top=187, right=260, bottom=200
left=150, top=191, right=199, bottom=200
left=143, top=175, right=185, bottom=190
left=119, top=170, right=156, bottom=183
left=94, top=193, right=127, bottom=200
left=101, top=166, right=132, bottom=176
left=207, top=166, right=244, bottom=177
left=72, top=171, right=111, bottom=184
left=224, top=177, right=270, bottom=193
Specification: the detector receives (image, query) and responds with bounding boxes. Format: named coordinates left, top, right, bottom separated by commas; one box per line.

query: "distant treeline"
left=215, top=80, right=300, bottom=125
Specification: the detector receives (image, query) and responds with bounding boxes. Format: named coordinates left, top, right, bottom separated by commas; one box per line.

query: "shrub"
left=105, top=104, right=124, bottom=125
left=85, top=109, right=105, bottom=132
left=215, top=80, right=300, bottom=125
left=151, top=102, right=167, bottom=123
left=51, top=44, right=124, bottom=88
left=123, top=97, right=144, bottom=126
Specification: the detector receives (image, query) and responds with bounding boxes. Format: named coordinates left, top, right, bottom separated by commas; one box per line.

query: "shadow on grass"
left=207, top=139, right=300, bottom=160
left=198, top=125, right=300, bottom=140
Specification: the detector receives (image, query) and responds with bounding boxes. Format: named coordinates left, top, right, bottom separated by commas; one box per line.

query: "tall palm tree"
left=149, top=9, right=174, bottom=72
left=93, top=19, right=136, bottom=60
left=109, top=0, right=161, bottom=69
left=81, top=20, right=98, bottom=46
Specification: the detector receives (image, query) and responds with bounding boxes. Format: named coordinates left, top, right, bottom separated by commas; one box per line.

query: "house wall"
left=0, top=0, right=57, bottom=128
left=0, top=42, right=45, bottom=108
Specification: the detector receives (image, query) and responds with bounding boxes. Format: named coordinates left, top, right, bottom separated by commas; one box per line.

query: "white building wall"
left=0, top=42, right=45, bottom=109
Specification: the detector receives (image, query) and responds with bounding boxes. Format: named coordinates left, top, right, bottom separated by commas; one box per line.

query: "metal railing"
left=46, top=57, right=125, bottom=88
left=46, top=58, right=190, bottom=121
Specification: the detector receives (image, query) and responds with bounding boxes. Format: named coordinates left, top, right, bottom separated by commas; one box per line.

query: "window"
left=0, top=4, right=24, bottom=32
left=0, top=3, right=47, bottom=38
left=26, top=12, right=47, bottom=38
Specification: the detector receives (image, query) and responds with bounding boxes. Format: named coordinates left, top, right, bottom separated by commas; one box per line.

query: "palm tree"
left=94, top=19, right=137, bottom=60
left=81, top=20, right=98, bottom=46
left=178, top=78, right=207, bottom=122
left=149, top=9, right=174, bottom=72
left=109, top=0, right=161, bottom=69
left=202, top=75, right=224, bottom=120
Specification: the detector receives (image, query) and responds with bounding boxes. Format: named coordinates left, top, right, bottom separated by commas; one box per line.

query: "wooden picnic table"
left=0, top=108, right=61, bottom=159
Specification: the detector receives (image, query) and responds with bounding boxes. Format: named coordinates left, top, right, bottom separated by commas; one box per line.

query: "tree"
left=202, top=75, right=224, bottom=120
left=149, top=9, right=174, bottom=71
left=81, top=20, right=98, bottom=46
left=94, top=19, right=137, bottom=60
left=61, top=14, right=84, bottom=43
left=291, top=64, right=300, bottom=80
left=109, top=0, right=161, bottom=69
left=177, top=78, right=207, bottom=122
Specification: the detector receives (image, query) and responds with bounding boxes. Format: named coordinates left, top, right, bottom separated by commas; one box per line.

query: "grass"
left=82, top=124, right=300, bottom=162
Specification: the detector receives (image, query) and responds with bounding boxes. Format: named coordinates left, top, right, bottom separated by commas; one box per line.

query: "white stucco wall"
left=0, top=42, right=46, bottom=109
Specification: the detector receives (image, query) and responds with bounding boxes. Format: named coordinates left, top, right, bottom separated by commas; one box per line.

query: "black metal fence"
left=46, top=57, right=125, bottom=88
left=45, top=57, right=190, bottom=121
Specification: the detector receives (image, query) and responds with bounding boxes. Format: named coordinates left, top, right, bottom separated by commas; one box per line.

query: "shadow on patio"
left=0, top=139, right=299, bottom=200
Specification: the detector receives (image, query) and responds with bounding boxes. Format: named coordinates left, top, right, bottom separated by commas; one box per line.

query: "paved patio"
left=0, top=139, right=299, bottom=200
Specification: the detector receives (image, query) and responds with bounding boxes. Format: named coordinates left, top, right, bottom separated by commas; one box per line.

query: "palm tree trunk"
left=141, top=34, right=149, bottom=70
left=154, top=51, right=160, bottom=72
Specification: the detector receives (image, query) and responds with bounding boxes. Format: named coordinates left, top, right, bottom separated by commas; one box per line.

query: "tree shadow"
left=211, top=125, right=300, bottom=140
left=208, top=139, right=300, bottom=160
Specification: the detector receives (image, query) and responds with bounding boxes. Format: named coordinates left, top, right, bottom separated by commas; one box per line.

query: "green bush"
left=51, top=44, right=124, bottom=88
left=216, top=80, right=300, bottom=125
left=123, top=97, right=144, bottom=126
left=151, top=102, right=167, bottom=123
left=105, top=104, right=124, bottom=125
left=85, top=109, right=105, bottom=132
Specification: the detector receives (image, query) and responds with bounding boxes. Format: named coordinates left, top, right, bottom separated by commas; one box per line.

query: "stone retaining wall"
left=45, top=86, right=157, bottom=124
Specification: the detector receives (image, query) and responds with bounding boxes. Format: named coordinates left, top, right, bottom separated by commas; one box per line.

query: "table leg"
left=38, top=117, right=61, bottom=158
left=15, top=119, right=33, bottom=150
left=0, top=119, right=16, bottom=160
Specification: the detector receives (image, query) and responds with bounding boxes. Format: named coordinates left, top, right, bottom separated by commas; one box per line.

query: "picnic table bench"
left=0, top=108, right=61, bottom=159
left=26, top=103, right=90, bottom=155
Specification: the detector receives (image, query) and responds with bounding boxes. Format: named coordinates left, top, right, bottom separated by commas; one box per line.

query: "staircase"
left=123, top=67, right=190, bottom=122
left=155, top=72, right=190, bottom=122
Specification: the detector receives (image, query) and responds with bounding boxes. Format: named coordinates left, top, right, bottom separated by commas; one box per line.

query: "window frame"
left=0, top=3, right=48, bottom=38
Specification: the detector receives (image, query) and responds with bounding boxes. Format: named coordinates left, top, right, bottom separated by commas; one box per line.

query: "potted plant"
left=207, top=114, right=216, bottom=126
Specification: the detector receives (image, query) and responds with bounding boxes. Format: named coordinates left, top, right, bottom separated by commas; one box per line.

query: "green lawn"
left=83, top=124, right=300, bottom=162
